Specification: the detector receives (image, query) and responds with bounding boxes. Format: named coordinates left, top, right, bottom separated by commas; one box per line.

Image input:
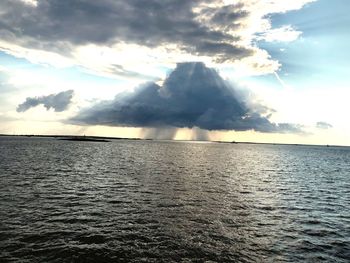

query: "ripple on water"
left=0, top=138, right=349, bottom=262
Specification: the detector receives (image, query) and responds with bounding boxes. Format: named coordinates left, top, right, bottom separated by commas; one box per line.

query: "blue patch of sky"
left=0, top=51, right=124, bottom=87
left=251, top=0, right=350, bottom=89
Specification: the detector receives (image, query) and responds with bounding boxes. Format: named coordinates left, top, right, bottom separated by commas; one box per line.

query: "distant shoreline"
left=0, top=134, right=144, bottom=143
left=0, top=134, right=347, bottom=148
left=58, top=137, right=110, bottom=142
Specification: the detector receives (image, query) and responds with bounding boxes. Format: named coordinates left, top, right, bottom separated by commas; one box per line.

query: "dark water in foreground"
left=0, top=137, right=349, bottom=262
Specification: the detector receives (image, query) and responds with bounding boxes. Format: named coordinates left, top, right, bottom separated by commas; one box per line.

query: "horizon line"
left=0, top=133, right=348, bottom=148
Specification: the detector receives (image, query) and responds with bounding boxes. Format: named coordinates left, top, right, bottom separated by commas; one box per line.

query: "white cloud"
left=0, top=41, right=74, bottom=68
left=257, top=25, right=302, bottom=42
left=0, top=0, right=316, bottom=78
left=19, top=0, right=38, bottom=7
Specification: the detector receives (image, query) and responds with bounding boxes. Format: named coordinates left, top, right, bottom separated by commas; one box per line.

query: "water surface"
left=0, top=137, right=349, bottom=262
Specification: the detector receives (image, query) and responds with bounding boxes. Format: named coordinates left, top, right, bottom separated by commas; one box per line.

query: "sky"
left=0, top=0, right=349, bottom=145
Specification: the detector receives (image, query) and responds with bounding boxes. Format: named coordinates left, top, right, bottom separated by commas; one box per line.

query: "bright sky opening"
left=0, top=0, right=349, bottom=146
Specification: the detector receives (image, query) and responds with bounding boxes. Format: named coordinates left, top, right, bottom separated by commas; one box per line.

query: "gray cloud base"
left=17, top=90, right=74, bottom=112
left=316, top=122, right=333, bottom=129
left=72, top=62, right=302, bottom=133
left=0, top=0, right=252, bottom=62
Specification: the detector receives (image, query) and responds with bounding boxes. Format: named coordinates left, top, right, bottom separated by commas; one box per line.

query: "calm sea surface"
left=0, top=137, right=349, bottom=262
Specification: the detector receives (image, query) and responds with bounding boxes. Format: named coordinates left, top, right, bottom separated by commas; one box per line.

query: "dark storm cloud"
left=71, top=62, right=302, bottom=133
left=316, top=121, right=333, bottom=129
left=17, top=90, right=74, bottom=112
left=0, top=0, right=252, bottom=60
left=205, top=3, right=248, bottom=26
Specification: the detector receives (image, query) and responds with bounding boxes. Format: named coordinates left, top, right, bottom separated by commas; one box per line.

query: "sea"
left=0, top=136, right=349, bottom=262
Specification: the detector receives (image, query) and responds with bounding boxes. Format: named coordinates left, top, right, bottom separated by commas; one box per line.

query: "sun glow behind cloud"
left=19, top=0, right=38, bottom=7
left=0, top=0, right=349, bottom=145
left=0, top=0, right=316, bottom=78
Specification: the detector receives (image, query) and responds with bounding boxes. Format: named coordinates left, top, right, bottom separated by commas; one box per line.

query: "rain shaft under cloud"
left=72, top=62, right=302, bottom=133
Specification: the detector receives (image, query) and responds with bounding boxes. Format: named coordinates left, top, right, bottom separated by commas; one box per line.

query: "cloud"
left=19, top=0, right=38, bottom=7
left=257, top=25, right=302, bottom=42
left=0, top=0, right=250, bottom=58
left=0, top=0, right=316, bottom=77
left=17, top=90, right=74, bottom=112
left=316, top=121, right=333, bottom=129
left=71, top=62, right=302, bottom=133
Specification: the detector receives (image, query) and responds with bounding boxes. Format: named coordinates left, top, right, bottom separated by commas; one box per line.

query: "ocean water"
left=0, top=137, right=349, bottom=262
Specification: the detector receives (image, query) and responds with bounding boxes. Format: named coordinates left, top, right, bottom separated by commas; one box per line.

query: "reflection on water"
left=0, top=137, right=349, bottom=262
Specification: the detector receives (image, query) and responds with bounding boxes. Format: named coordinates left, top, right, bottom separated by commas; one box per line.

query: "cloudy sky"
left=0, top=0, right=349, bottom=145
